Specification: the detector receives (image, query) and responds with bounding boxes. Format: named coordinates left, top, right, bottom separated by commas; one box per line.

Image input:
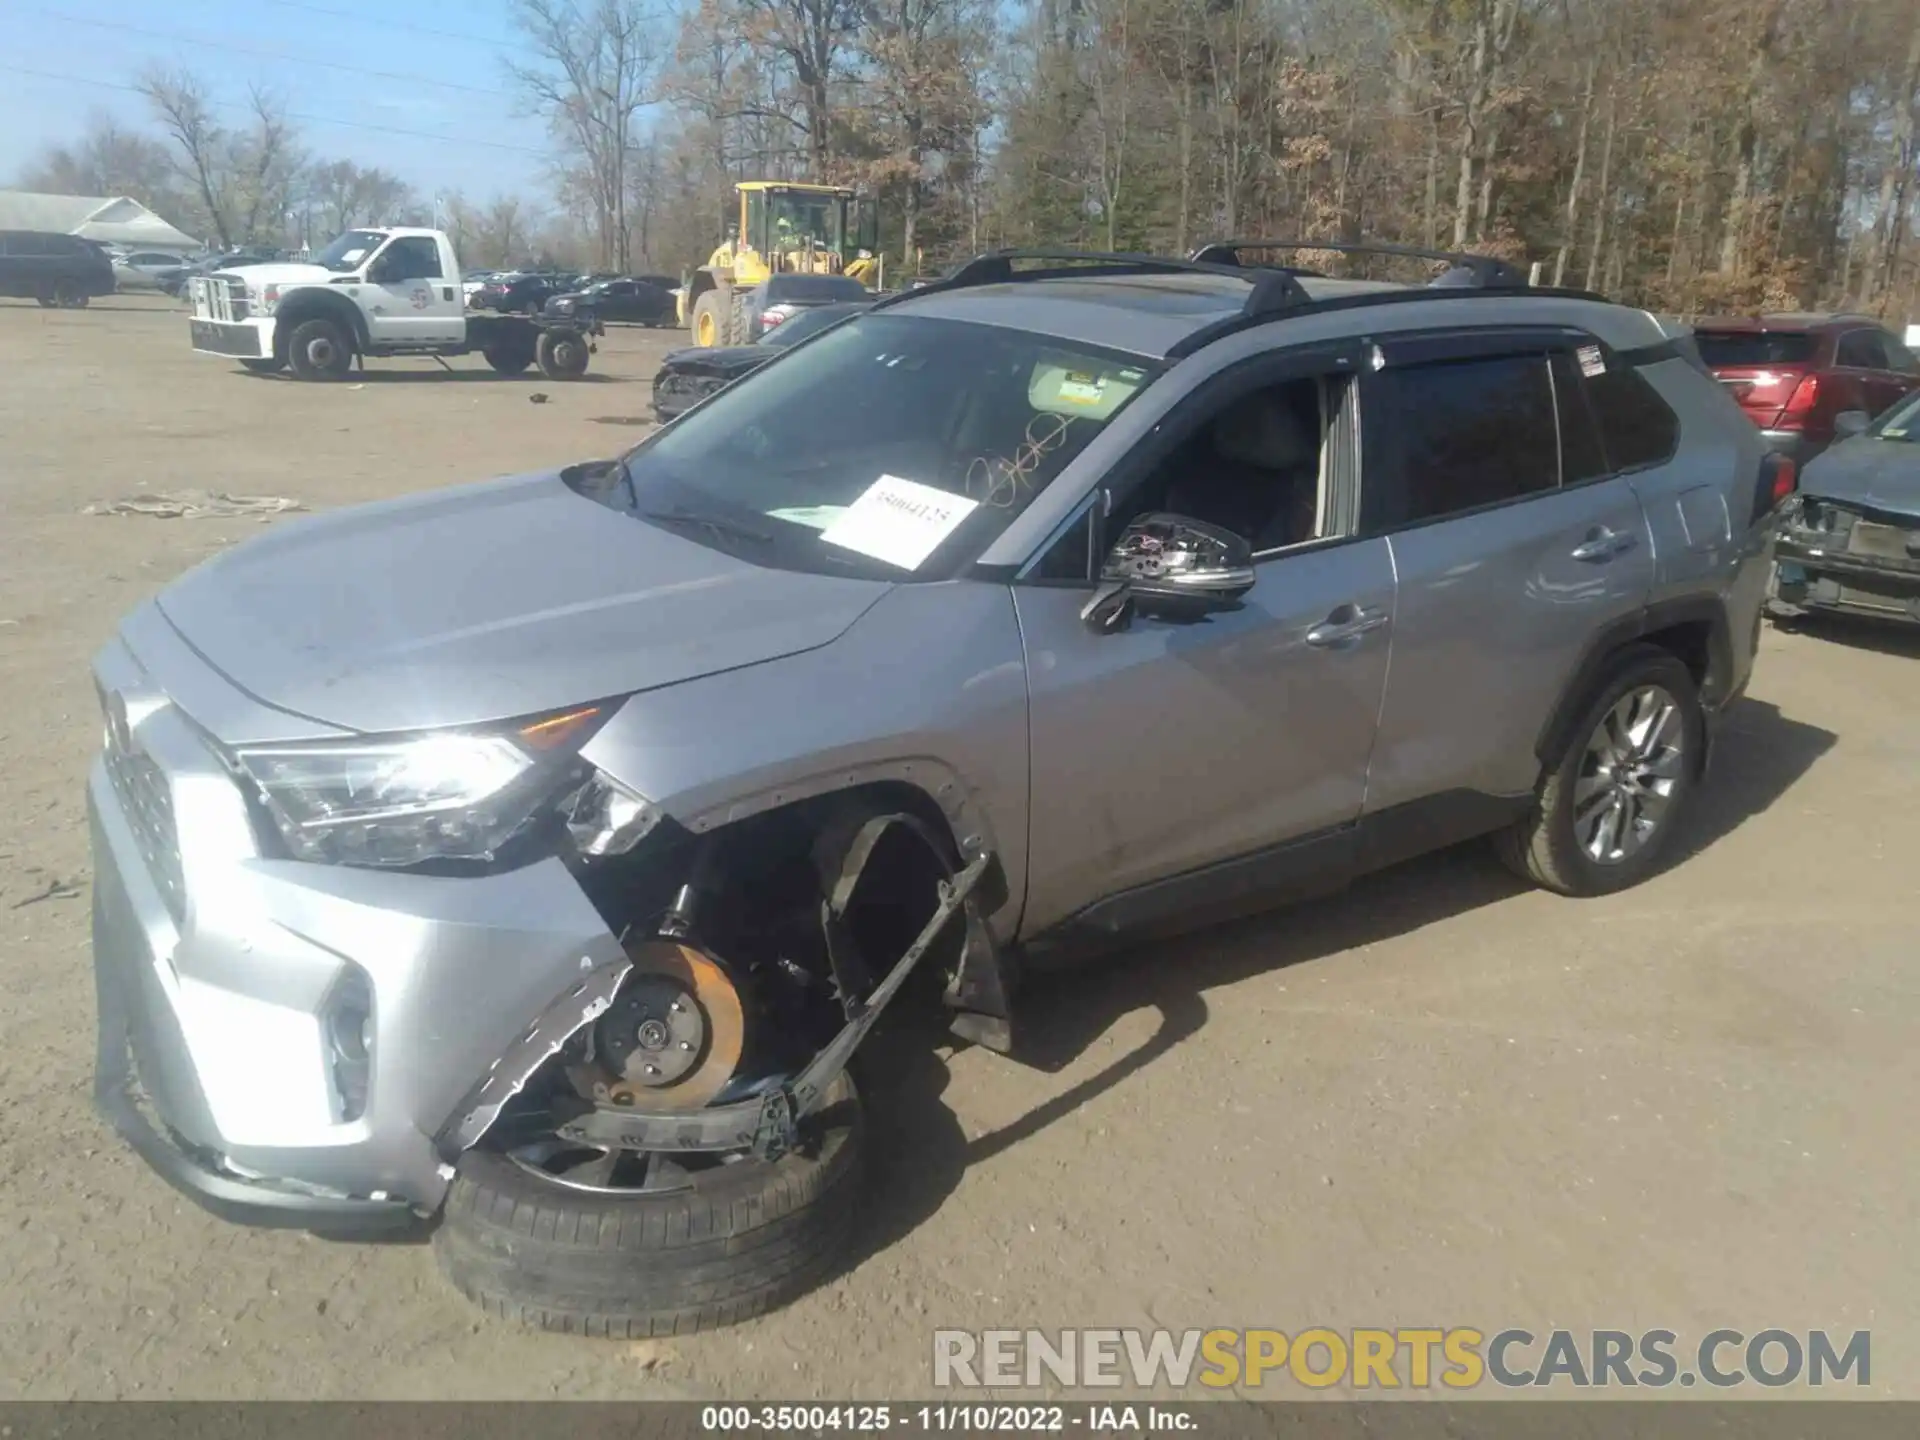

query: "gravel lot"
left=2, top=293, right=1917, bottom=1400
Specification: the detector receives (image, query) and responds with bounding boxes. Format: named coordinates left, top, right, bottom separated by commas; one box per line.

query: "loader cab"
left=734, top=183, right=877, bottom=282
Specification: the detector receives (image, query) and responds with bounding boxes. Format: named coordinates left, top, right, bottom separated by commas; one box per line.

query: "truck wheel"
left=286, top=318, right=353, bottom=381
left=536, top=329, right=590, bottom=380
left=433, top=1070, right=865, bottom=1337
left=239, top=357, right=285, bottom=375
left=483, top=335, right=536, bottom=375
left=690, top=290, right=727, bottom=347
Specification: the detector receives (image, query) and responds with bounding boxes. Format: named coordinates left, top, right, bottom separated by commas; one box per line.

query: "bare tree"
left=304, top=160, right=413, bottom=238
left=508, top=0, right=664, bottom=269
left=139, top=69, right=300, bottom=249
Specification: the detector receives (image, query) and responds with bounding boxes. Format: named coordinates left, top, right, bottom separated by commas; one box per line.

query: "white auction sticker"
left=1577, top=344, right=1606, bottom=377
left=820, top=475, right=979, bottom=570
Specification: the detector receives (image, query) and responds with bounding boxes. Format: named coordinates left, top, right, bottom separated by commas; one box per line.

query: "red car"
left=1692, top=313, right=1920, bottom=462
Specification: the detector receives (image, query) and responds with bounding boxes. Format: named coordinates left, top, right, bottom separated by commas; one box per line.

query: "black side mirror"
left=1833, top=409, right=1872, bottom=440
left=1081, top=513, right=1257, bottom=633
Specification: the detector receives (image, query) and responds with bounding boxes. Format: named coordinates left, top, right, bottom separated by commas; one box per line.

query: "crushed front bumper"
left=1773, top=509, right=1920, bottom=624
left=88, top=610, right=627, bottom=1227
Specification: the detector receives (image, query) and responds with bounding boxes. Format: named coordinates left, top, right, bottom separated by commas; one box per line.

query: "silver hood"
left=153, top=470, right=892, bottom=734
left=1799, top=437, right=1920, bottom=521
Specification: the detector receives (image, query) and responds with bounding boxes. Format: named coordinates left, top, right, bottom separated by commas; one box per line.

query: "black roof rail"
left=871, top=247, right=1314, bottom=321
left=1190, top=238, right=1532, bottom=290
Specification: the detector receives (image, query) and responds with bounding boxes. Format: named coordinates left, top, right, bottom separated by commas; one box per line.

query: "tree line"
left=15, top=0, right=1920, bottom=321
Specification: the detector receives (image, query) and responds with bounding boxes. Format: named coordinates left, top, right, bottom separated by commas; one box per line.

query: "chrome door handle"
left=1571, top=527, right=1632, bottom=561
left=1306, top=604, right=1390, bottom=647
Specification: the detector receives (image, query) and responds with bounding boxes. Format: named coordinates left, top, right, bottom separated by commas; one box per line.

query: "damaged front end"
left=440, top=795, right=1013, bottom=1177
left=1772, top=492, right=1920, bottom=625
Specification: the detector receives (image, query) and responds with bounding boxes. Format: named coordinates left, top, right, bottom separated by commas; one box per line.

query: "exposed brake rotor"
left=566, top=939, right=745, bottom=1113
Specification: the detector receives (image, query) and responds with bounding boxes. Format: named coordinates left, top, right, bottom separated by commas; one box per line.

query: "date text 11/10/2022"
left=699, top=1406, right=1196, bottom=1432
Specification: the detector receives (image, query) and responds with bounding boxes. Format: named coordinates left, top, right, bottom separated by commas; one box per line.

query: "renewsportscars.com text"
left=932, top=1327, right=1871, bottom=1391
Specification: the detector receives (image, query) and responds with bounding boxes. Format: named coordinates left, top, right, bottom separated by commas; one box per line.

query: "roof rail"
left=1189, top=238, right=1531, bottom=290
left=872, top=247, right=1314, bottom=321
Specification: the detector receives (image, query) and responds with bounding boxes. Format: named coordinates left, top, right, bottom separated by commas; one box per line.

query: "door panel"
left=1015, top=538, right=1395, bottom=937
left=1368, top=477, right=1654, bottom=811
left=364, top=238, right=465, bottom=345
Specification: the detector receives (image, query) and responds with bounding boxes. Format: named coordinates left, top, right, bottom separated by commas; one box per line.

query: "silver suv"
left=89, top=244, right=1775, bottom=1337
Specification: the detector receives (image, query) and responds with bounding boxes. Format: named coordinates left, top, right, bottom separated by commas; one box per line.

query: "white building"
left=0, top=191, right=198, bottom=251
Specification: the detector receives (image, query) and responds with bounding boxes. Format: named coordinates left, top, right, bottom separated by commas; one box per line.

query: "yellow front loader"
left=679, top=181, right=882, bottom=347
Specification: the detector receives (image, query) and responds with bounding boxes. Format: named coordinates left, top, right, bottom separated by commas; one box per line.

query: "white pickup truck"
left=187, top=226, right=601, bottom=382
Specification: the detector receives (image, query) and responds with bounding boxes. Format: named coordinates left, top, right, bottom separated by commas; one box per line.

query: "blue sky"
left=2, top=0, right=572, bottom=205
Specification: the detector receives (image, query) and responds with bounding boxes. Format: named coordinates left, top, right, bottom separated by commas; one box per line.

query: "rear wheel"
left=536, top=328, right=590, bottom=380
left=1495, top=646, right=1704, bottom=896
left=285, top=318, right=353, bottom=381
left=433, top=1068, right=865, bottom=1337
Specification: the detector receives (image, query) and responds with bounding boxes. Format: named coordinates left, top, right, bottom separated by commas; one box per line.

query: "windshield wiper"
left=641, top=505, right=774, bottom=545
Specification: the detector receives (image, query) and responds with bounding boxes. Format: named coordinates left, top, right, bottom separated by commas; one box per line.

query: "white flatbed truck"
left=186, top=227, right=601, bottom=382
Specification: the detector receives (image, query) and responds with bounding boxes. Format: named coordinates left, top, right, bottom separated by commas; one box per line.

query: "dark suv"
left=1693, top=313, right=1920, bottom=462
left=0, top=230, right=116, bottom=308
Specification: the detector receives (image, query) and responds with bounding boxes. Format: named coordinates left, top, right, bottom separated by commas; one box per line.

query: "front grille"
left=190, top=276, right=251, bottom=323
left=98, top=686, right=187, bottom=923
left=1847, top=521, right=1918, bottom=562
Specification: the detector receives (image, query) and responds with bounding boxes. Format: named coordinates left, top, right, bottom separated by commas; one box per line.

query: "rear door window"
left=1583, top=362, right=1680, bottom=471
left=1370, top=353, right=1561, bottom=528
left=1694, top=331, right=1816, bottom=367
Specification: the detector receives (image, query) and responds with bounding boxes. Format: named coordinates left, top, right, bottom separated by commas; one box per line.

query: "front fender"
left=271, top=289, right=370, bottom=352
left=576, top=582, right=1032, bottom=940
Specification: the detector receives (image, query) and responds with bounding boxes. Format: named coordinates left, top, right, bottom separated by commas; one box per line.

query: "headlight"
left=256, top=283, right=280, bottom=315
left=237, top=706, right=611, bottom=867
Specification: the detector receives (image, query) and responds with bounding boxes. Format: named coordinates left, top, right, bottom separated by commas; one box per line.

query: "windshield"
left=313, top=229, right=387, bottom=273
left=1694, top=331, right=1816, bottom=367
left=1870, top=389, right=1920, bottom=441
left=617, top=313, right=1158, bottom=579
left=762, top=304, right=865, bottom=347
left=767, top=192, right=846, bottom=255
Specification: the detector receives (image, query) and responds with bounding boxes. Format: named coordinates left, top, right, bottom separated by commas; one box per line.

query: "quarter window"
left=1835, top=331, right=1883, bottom=369
left=1377, top=354, right=1560, bottom=526
left=1584, top=363, right=1680, bottom=471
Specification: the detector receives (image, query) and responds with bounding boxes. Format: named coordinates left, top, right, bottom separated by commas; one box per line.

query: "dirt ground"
left=2, top=293, right=1918, bottom=1401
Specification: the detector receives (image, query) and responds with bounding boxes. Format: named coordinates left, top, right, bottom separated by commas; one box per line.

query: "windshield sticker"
left=1056, top=371, right=1107, bottom=406
left=1577, top=344, right=1606, bottom=377
left=339, top=248, right=368, bottom=265
left=820, top=475, right=978, bottom=570
left=764, top=504, right=847, bottom=532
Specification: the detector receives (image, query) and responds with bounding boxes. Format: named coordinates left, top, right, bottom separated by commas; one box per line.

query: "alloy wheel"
left=1573, top=684, right=1685, bottom=864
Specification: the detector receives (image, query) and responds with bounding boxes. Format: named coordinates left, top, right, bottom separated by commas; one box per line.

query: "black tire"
left=725, top=290, right=754, bottom=345
left=1495, top=645, right=1705, bottom=897
left=482, top=335, right=536, bottom=375
left=433, top=1070, right=865, bottom=1337
left=536, top=328, right=590, bottom=380
left=239, top=357, right=285, bottom=375
left=285, top=318, right=354, bottom=381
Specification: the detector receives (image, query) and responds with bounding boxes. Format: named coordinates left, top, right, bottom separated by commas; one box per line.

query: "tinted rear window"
left=1694, top=331, right=1816, bottom=367
left=1586, top=364, right=1680, bottom=471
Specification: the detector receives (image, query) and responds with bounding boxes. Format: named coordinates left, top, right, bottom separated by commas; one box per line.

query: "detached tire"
left=286, top=318, right=354, bottom=381
left=433, top=1070, right=865, bottom=1337
left=536, top=328, right=589, bottom=380
left=1495, top=645, right=1705, bottom=897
